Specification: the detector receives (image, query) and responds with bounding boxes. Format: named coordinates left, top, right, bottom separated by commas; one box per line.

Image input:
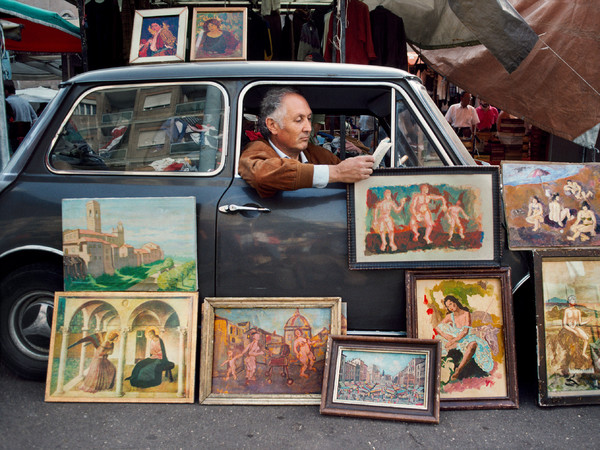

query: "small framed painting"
left=199, top=297, right=342, bottom=405
left=45, top=291, right=198, bottom=403
left=320, top=336, right=441, bottom=423
left=129, top=7, right=188, bottom=64
left=190, top=8, right=247, bottom=61
left=348, top=166, right=502, bottom=269
left=406, top=268, right=518, bottom=409
left=501, top=161, right=600, bottom=250
left=533, top=249, right=600, bottom=406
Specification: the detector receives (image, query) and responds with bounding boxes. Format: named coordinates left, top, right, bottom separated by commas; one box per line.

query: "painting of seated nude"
left=501, top=161, right=600, bottom=250
left=533, top=249, right=600, bottom=406
left=406, top=268, right=518, bottom=409
left=348, top=167, right=501, bottom=269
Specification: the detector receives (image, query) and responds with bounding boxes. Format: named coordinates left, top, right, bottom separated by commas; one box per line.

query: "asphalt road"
left=0, top=355, right=598, bottom=450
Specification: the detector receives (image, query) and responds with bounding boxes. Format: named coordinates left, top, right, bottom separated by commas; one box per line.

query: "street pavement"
left=0, top=354, right=598, bottom=449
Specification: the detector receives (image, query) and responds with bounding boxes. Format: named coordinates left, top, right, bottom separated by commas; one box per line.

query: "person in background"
left=475, top=100, right=499, bottom=132
left=4, top=80, right=37, bottom=153
left=444, top=92, right=479, bottom=138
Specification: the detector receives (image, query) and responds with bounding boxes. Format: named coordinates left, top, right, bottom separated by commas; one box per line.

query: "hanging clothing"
left=85, top=0, right=124, bottom=70
left=279, top=13, right=295, bottom=61
left=297, top=21, right=321, bottom=60
left=324, top=0, right=376, bottom=65
left=292, top=8, right=312, bottom=60
left=247, top=10, right=273, bottom=60
left=261, top=0, right=281, bottom=16
left=263, top=12, right=283, bottom=61
left=369, top=6, right=408, bottom=71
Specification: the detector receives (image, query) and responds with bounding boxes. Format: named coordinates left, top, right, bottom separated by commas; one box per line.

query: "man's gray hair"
left=258, top=87, right=301, bottom=139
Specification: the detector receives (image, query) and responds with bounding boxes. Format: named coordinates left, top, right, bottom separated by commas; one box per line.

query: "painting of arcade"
left=45, top=292, right=198, bottom=403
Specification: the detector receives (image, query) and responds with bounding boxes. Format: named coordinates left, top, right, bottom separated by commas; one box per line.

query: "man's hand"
left=328, top=155, right=375, bottom=183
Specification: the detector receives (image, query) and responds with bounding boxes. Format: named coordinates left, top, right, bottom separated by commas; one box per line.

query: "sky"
left=502, top=163, right=584, bottom=186
left=341, top=349, right=426, bottom=376
left=62, top=197, right=197, bottom=259
left=215, top=307, right=331, bottom=336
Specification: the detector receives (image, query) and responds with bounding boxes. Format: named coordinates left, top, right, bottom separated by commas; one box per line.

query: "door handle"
left=218, top=204, right=271, bottom=214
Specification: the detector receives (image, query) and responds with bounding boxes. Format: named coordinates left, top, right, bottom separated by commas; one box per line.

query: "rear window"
left=49, top=83, right=226, bottom=174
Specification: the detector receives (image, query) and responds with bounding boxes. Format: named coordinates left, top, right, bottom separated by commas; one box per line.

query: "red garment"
left=476, top=106, right=499, bottom=131
left=324, top=0, right=376, bottom=65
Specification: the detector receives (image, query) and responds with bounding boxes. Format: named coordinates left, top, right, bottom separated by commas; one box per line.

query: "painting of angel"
left=45, top=292, right=198, bottom=403
left=406, top=268, right=518, bottom=409
left=501, top=161, right=600, bottom=249
left=349, top=167, right=501, bottom=269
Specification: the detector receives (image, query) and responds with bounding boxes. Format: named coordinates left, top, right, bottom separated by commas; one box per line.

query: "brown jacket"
left=239, top=139, right=341, bottom=198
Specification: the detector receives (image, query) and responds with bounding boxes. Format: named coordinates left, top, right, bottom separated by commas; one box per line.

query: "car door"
left=214, top=80, right=458, bottom=333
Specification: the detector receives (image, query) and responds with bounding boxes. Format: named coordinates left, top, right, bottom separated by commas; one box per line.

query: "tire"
left=0, top=263, right=62, bottom=380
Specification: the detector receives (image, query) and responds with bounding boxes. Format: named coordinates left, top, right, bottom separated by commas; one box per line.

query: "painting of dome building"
left=62, top=197, right=197, bottom=291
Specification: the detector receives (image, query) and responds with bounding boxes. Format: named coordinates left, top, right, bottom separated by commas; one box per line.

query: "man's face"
left=267, top=93, right=312, bottom=158
left=460, top=94, right=471, bottom=107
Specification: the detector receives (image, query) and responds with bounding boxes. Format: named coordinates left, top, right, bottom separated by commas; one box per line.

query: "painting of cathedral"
left=62, top=197, right=197, bottom=291
left=199, top=297, right=342, bottom=405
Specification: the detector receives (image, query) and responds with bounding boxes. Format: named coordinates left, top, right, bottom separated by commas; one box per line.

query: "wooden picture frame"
left=129, top=7, right=188, bottom=64
left=501, top=161, right=600, bottom=250
left=45, top=292, right=198, bottom=403
left=348, top=166, right=502, bottom=269
left=533, top=249, right=600, bottom=406
left=406, top=268, right=518, bottom=409
left=320, top=336, right=441, bottom=423
left=190, top=7, right=247, bottom=61
left=199, top=297, right=342, bottom=405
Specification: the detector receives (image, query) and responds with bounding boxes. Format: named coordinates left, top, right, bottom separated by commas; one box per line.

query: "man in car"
left=239, top=87, right=375, bottom=198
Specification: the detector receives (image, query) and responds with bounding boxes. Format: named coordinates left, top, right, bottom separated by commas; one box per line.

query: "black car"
left=0, top=61, right=529, bottom=379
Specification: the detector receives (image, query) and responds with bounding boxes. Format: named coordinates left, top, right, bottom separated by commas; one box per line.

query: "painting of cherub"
left=350, top=167, right=500, bottom=269
left=407, top=268, right=518, bottom=409
left=502, top=161, right=600, bottom=250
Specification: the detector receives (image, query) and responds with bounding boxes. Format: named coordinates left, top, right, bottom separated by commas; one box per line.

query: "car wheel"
left=0, top=263, right=62, bottom=380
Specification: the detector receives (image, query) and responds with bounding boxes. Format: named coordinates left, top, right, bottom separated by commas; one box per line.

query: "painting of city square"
left=333, top=348, right=429, bottom=409
left=502, top=161, right=600, bottom=250
left=349, top=167, right=500, bottom=269
left=199, top=297, right=342, bottom=404
left=62, top=197, right=197, bottom=291
left=534, top=250, right=600, bottom=406
left=45, top=292, right=198, bottom=403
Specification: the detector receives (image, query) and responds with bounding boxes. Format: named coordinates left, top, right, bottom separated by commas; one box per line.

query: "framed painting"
left=62, top=197, right=197, bottom=292
left=45, top=291, right=198, bottom=403
left=320, top=336, right=441, bottom=423
left=348, top=166, right=502, bottom=269
left=129, top=7, right=188, bottom=64
left=190, top=8, right=247, bottom=61
left=405, top=268, right=518, bottom=409
left=501, top=161, right=600, bottom=250
left=199, top=297, right=342, bottom=405
left=533, top=249, right=600, bottom=406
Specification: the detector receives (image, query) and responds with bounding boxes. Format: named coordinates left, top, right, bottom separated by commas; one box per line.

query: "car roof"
left=63, top=61, right=419, bottom=85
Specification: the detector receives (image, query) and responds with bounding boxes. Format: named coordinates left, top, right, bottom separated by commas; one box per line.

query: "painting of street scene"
left=45, top=292, right=198, bottom=403
left=502, top=162, right=600, bottom=249
left=538, top=255, right=600, bottom=401
left=62, top=197, right=197, bottom=291
left=410, top=270, right=517, bottom=407
left=200, top=298, right=342, bottom=404
left=333, top=348, right=429, bottom=410
left=350, top=168, right=498, bottom=268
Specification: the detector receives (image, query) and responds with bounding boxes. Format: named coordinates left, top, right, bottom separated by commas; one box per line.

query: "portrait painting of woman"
left=191, top=8, right=247, bottom=61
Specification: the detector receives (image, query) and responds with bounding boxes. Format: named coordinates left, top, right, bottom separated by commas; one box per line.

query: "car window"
left=49, top=84, right=226, bottom=174
left=239, top=82, right=447, bottom=170
left=395, top=98, right=444, bottom=167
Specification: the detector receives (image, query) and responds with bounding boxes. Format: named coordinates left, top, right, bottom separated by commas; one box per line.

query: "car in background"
left=0, top=61, right=529, bottom=379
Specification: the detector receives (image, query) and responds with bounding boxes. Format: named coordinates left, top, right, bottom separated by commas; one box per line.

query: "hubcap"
left=8, top=290, right=54, bottom=361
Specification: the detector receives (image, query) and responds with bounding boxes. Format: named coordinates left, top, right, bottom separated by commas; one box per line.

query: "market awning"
left=0, top=0, right=81, bottom=53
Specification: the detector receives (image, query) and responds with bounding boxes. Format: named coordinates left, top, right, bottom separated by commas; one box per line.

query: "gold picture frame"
left=190, top=7, right=247, bottom=61
left=199, top=297, right=342, bottom=405
left=45, top=291, right=198, bottom=403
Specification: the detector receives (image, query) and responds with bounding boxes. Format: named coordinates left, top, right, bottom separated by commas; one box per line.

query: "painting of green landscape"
left=62, top=197, right=197, bottom=292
